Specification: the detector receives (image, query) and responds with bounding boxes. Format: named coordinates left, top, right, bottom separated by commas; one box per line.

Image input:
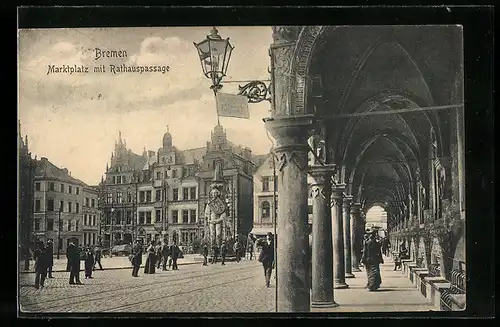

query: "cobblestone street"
left=20, top=256, right=433, bottom=313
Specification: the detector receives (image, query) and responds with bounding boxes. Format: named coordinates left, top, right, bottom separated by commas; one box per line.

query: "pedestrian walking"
left=170, top=242, right=180, bottom=270
left=93, top=246, right=103, bottom=270
left=67, top=239, right=83, bottom=285
left=84, top=247, right=94, bottom=279
left=361, top=229, right=384, bottom=291
left=220, top=241, right=227, bottom=265
left=248, top=241, right=254, bottom=261
left=144, top=240, right=157, bottom=274
left=131, top=240, right=143, bottom=277
left=202, top=244, right=209, bottom=266
left=160, top=242, right=170, bottom=271
left=46, top=239, right=54, bottom=278
left=211, top=244, right=219, bottom=264
left=33, top=241, right=49, bottom=289
left=155, top=241, right=162, bottom=270
left=233, top=237, right=242, bottom=263
left=258, top=232, right=275, bottom=288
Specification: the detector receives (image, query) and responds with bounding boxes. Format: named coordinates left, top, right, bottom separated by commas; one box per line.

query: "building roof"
left=35, top=157, right=88, bottom=186
left=142, top=153, right=158, bottom=171
left=182, top=147, right=206, bottom=165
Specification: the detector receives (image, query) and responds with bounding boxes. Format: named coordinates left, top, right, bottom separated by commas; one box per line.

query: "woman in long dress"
left=361, top=229, right=384, bottom=291
left=144, top=240, right=156, bottom=274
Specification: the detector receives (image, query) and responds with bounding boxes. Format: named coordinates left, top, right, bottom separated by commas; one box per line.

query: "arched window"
left=261, top=201, right=270, bottom=219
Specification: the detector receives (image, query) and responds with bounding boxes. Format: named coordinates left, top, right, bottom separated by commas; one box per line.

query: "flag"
left=216, top=92, right=250, bottom=119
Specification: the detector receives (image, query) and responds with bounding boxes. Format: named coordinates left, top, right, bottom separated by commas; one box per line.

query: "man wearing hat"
left=258, top=232, right=275, bottom=288
left=46, top=238, right=54, bottom=278
left=131, top=239, right=143, bottom=277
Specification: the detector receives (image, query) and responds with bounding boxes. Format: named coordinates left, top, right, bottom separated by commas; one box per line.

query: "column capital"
left=307, top=164, right=336, bottom=185
left=264, top=115, right=315, bottom=151
left=350, top=203, right=361, bottom=213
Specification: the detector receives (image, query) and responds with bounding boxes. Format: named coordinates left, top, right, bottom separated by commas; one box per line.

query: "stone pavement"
left=312, top=255, right=435, bottom=312
left=19, top=255, right=433, bottom=313
left=19, top=254, right=199, bottom=274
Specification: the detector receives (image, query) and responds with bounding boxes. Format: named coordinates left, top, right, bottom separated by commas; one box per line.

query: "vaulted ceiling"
left=307, top=25, right=462, bottom=225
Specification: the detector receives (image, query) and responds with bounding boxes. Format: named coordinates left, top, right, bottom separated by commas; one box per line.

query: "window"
left=173, top=188, right=179, bottom=201
left=76, top=220, right=79, bottom=231
left=35, top=199, right=41, bottom=212
left=262, top=177, right=270, bottom=192
left=60, top=201, right=64, bottom=212
left=91, top=198, right=96, bottom=208
left=107, top=193, right=112, bottom=204
left=112, top=176, right=116, bottom=184
left=127, top=193, right=132, bottom=203
left=156, top=190, right=161, bottom=202
left=117, top=191, right=122, bottom=204
left=68, top=202, right=72, bottom=213
left=190, top=187, right=196, bottom=200
left=58, top=220, right=63, bottom=231
left=139, top=191, right=145, bottom=203
left=60, top=184, right=64, bottom=192
left=84, top=214, right=87, bottom=225
left=183, top=188, right=189, bottom=200
left=182, top=210, right=189, bottom=223
left=190, top=210, right=196, bottom=223
left=49, top=182, right=55, bottom=191
left=116, top=211, right=122, bottom=224
left=47, top=219, right=54, bottom=231
left=68, top=220, right=72, bottom=231
left=146, top=191, right=152, bottom=203
left=156, top=210, right=162, bottom=222
left=34, top=219, right=40, bottom=231
left=274, top=176, right=278, bottom=192
left=172, top=210, right=179, bottom=224
left=156, top=171, right=162, bottom=180
left=92, top=215, right=96, bottom=226
left=126, top=211, right=132, bottom=224
left=139, top=212, right=145, bottom=225
left=146, top=212, right=152, bottom=224
left=76, top=187, right=79, bottom=195
left=47, top=199, right=54, bottom=212
left=85, top=197, right=90, bottom=207
left=117, top=176, right=122, bottom=184
left=172, top=169, right=177, bottom=178
left=35, top=182, right=40, bottom=191
left=76, top=203, right=80, bottom=213
left=68, top=185, right=72, bottom=194
left=261, top=201, right=270, bottom=219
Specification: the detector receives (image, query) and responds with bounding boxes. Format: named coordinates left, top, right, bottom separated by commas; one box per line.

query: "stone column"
left=308, top=165, right=337, bottom=308
left=350, top=203, right=362, bottom=272
left=343, top=196, right=355, bottom=278
left=265, top=116, right=313, bottom=312
left=331, top=184, right=348, bottom=289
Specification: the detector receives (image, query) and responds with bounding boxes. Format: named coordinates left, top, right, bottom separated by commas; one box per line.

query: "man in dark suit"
left=46, top=239, right=54, bottom=278
left=169, top=242, right=180, bottom=270
left=66, top=240, right=82, bottom=285
left=258, top=232, right=275, bottom=288
left=33, top=241, right=49, bottom=289
left=131, top=239, right=143, bottom=277
left=220, top=241, right=227, bottom=265
left=233, top=236, right=242, bottom=263
left=202, top=244, right=209, bottom=266
left=211, top=244, right=219, bottom=264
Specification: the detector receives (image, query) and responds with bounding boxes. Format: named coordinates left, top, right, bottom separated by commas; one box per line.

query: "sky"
left=18, top=26, right=274, bottom=185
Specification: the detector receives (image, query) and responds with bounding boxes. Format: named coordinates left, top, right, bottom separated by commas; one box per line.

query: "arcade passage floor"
left=19, top=257, right=433, bottom=313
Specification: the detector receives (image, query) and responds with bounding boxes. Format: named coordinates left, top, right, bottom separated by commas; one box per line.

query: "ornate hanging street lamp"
left=194, top=26, right=271, bottom=103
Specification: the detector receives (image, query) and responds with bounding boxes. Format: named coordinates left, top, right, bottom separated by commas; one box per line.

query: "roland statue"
left=204, top=160, right=228, bottom=247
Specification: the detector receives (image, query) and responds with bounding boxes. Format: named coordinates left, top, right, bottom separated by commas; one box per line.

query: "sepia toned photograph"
left=18, top=24, right=466, bottom=314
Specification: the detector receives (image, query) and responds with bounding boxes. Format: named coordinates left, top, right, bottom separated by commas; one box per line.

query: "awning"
left=249, top=227, right=275, bottom=236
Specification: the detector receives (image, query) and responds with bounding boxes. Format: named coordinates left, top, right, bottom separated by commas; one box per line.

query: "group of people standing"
left=200, top=236, right=246, bottom=266
left=31, top=238, right=104, bottom=289
left=130, top=239, right=182, bottom=277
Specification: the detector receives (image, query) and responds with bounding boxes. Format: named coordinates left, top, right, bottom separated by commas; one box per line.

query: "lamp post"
left=57, top=205, right=63, bottom=259
left=194, top=26, right=271, bottom=104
